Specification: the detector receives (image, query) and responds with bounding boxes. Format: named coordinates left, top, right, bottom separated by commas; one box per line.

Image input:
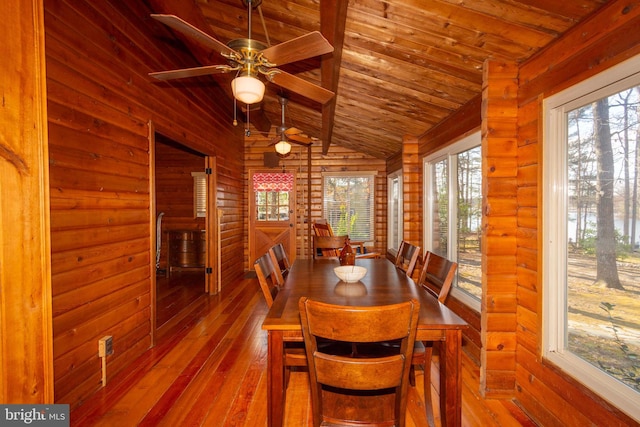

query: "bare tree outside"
left=566, top=86, right=640, bottom=392
left=593, top=98, right=623, bottom=289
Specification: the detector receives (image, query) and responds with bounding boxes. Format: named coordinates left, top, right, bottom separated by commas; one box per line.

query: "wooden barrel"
left=169, top=230, right=205, bottom=268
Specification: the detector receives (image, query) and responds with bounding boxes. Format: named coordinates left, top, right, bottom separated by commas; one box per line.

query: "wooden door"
left=249, top=170, right=297, bottom=269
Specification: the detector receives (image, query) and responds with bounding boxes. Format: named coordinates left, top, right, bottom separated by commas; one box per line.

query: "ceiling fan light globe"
left=275, top=140, right=292, bottom=156
left=232, top=75, right=265, bottom=104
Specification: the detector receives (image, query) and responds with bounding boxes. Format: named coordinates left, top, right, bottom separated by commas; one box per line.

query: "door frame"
left=148, top=121, right=219, bottom=346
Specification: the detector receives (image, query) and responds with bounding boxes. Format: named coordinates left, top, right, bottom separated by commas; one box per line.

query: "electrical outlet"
left=98, top=336, right=113, bottom=357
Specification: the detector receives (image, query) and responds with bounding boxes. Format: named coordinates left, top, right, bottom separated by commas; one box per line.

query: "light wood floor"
left=71, top=276, right=536, bottom=426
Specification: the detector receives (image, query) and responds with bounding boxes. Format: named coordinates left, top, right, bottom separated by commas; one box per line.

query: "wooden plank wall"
left=45, top=0, right=244, bottom=409
left=513, top=1, right=640, bottom=425
left=245, top=133, right=387, bottom=267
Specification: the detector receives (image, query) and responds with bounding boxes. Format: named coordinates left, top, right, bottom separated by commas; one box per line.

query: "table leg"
left=440, top=329, right=462, bottom=427
left=267, top=331, right=285, bottom=427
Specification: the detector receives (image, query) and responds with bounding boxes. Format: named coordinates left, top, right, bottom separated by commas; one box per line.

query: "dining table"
left=262, top=257, right=469, bottom=427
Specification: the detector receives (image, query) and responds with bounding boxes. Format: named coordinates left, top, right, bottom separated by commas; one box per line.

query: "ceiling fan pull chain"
left=233, top=97, right=238, bottom=127
left=246, top=104, right=251, bottom=136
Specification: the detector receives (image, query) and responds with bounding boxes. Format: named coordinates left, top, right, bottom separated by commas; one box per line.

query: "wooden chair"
left=256, top=251, right=353, bottom=386
left=312, top=220, right=367, bottom=255
left=311, top=220, right=334, bottom=236
left=268, top=243, right=291, bottom=285
left=312, top=235, right=347, bottom=259
left=412, top=251, right=458, bottom=427
left=299, top=297, right=420, bottom=427
left=418, top=251, right=457, bottom=303
left=254, top=252, right=284, bottom=307
left=394, top=240, right=421, bottom=277
left=312, top=222, right=381, bottom=259
left=254, top=253, right=307, bottom=382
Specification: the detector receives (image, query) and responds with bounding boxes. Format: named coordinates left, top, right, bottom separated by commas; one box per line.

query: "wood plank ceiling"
left=149, top=0, right=608, bottom=160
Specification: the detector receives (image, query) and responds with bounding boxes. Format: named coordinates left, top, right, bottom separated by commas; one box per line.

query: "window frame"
left=542, top=55, right=640, bottom=422
left=423, top=131, right=482, bottom=311
left=321, top=171, right=376, bottom=242
left=387, top=169, right=403, bottom=253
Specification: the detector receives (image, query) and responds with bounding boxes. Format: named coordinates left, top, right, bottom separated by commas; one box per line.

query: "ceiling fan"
left=270, top=95, right=314, bottom=156
left=149, top=0, right=335, bottom=106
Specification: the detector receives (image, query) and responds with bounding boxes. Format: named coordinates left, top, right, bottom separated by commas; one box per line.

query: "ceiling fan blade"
left=288, top=134, right=312, bottom=145
left=269, top=71, right=335, bottom=105
left=149, top=65, right=231, bottom=81
left=261, top=31, right=333, bottom=66
left=151, top=14, right=238, bottom=58
left=285, top=127, right=303, bottom=136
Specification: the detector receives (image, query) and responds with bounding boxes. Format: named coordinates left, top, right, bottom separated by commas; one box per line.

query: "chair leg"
left=284, top=366, right=291, bottom=389
left=423, top=344, right=436, bottom=427
left=409, top=365, right=416, bottom=386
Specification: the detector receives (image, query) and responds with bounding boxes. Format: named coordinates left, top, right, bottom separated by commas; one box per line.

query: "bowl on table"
left=333, top=265, right=367, bottom=283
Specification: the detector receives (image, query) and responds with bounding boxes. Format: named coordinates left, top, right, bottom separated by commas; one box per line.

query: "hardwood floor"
left=155, top=270, right=205, bottom=337
left=71, top=275, right=536, bottom=426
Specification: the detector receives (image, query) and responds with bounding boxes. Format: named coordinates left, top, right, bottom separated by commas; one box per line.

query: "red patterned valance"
left=253, top=172, right=294, bottom=192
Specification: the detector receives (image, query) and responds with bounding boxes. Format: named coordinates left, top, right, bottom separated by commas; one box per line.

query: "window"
left=543, top=56, right=640, bottom=422
left=253, top=172, right=293, bottom=222
left=255, top=191, right=290, bottom=221
left=388, top=170, right=403, bottom=252
left=191, top=172, right=206, bottom=218
left=322, top=172, right=375, bottom=241
left=423, top=132, right=482, bottom=309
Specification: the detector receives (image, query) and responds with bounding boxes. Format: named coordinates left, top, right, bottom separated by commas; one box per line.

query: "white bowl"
left=333, top=265, right=367, bottom=283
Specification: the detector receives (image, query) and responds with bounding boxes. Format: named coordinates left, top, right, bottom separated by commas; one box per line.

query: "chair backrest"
left=417, top=251, right=458, bottom=303
left=394, top=241, right=421, bottom=277
left=312, top=221, right=334, bottom=237
left=268, top=243, right=291, bottom=284
left=312, top=235, right=347, bottom=259
left=299, top=297, right=420, bottom=427
left=254, top=252, right=284, bottom=308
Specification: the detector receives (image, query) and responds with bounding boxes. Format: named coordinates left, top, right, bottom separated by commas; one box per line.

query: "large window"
left=543, top=56, right=640, bottom=422
left=424, top=132, right=482, bottom=309
left=322, top=172, right=375, bottom=241
left=387, top=170, right=403, bottom=252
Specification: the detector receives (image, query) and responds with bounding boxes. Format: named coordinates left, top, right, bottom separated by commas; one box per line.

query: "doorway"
left=248, top=169, right=297, bottom=268
left=151, top=131, right=216, bottom=340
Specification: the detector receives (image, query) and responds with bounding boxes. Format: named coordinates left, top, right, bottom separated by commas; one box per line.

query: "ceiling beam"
left=320, top=0, right=349, bottom=154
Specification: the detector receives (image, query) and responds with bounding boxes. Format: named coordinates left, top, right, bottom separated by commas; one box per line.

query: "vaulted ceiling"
left=148, top=0, right=608, bottom=160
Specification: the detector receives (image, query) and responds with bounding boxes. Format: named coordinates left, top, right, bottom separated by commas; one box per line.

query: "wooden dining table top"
left=262, top=257, right=468, bottom=335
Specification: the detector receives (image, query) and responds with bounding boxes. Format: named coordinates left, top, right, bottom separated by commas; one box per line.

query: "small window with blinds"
left=322, top=172, right=376, bottom=241
left=191, top=172, right=206, bottom=218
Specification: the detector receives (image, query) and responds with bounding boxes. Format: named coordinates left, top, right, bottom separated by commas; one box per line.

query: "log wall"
left=480, top=60, right=519, bottom=397
left=45, top=0, right=244, bottom=408
left=513, top=1, right=640, bottom=425
left=414, top=3, right=640, bottom=423
left=0, top=0, right=53, bottom=404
